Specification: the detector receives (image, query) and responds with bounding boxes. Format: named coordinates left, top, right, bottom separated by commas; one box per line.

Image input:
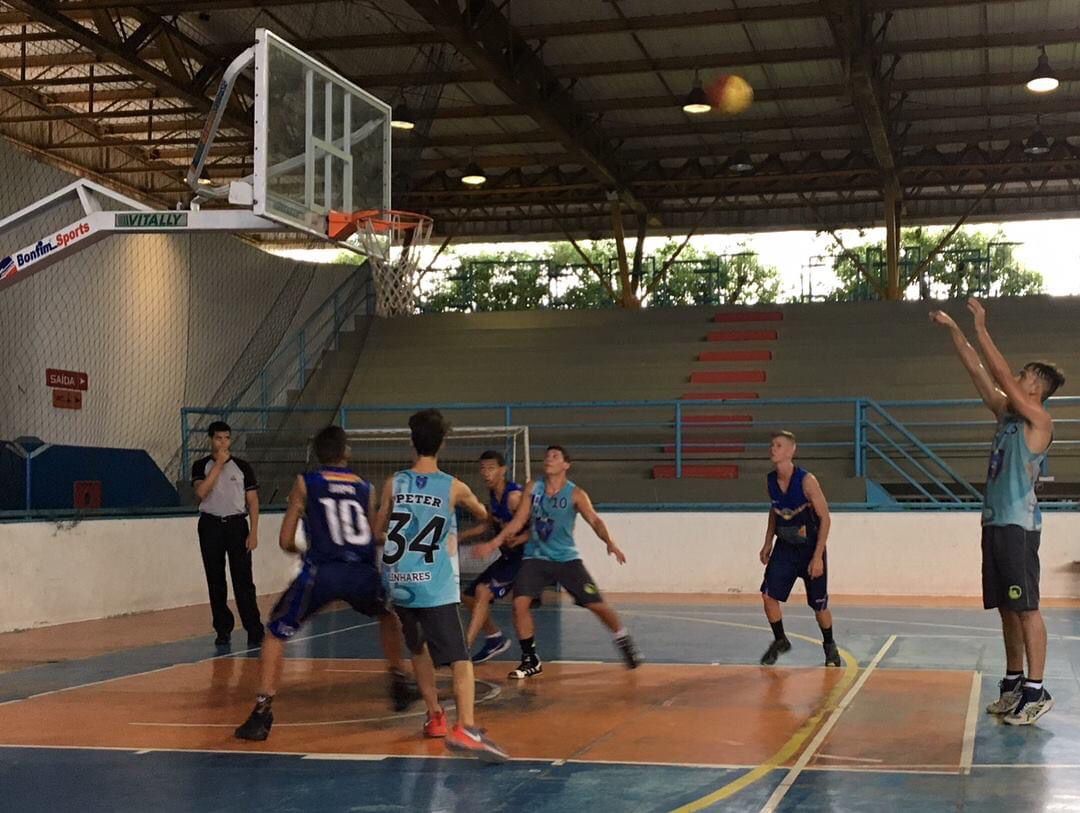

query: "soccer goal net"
left=334, top=425, right=531, bottom=498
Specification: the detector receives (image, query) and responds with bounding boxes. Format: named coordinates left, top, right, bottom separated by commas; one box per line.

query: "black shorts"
left=267, top=561, right=387, bottom=641
left=394, top=603, right=470, bottom=667
left=982, top=525, right=1041, bottom=611
left=513, top=558, right=604, bottom=606
left=761, top=541, right=828, bottom=611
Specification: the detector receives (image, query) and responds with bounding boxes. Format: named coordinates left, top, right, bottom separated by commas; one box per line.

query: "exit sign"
left=46, top=368, right=88, bottom=391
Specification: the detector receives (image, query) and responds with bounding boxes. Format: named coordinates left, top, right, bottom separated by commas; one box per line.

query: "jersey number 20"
left=383, top=512, right=446, bottom=565
left=318, top=498, right=371, bottom=547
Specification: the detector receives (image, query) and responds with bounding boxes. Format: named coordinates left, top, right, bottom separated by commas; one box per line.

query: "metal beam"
left=5, top=1, right=246, bottom=130
left=400, top=0, right=643, bottom=213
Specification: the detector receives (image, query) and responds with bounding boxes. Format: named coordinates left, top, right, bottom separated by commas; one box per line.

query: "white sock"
left=613, top=628, right=628, bottom=640
left=487, top=632, right=503, bottom=640
left=1024, top=680, right=1043, bottom=692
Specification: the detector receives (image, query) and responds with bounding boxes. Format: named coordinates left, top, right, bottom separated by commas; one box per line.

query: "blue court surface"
left=2, top=599, right=1080, bottom=812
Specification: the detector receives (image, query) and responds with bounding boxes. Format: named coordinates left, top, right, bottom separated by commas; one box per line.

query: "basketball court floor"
left=2, top=594, right=1080, bottom=811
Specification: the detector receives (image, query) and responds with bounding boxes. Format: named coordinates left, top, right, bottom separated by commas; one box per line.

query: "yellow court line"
left=619, top=611, right=859, bottom=813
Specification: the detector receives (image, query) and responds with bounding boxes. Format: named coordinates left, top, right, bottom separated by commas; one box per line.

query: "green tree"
left=421, top=239, right=780, bottom=312
left=423, top=250, right=549, bottom=312
left=828, top=227, right=1043, bottom=301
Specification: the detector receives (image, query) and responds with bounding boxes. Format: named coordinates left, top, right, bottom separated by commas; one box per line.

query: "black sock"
left=1003, top=672, right=1023, bottom=690
left=520, top=636, right=537, bottom=658
left=254, top=694, right=273, bottom=713
left=821, top=626, right=834, bottom=646
left=769, top=620, right=786, bottom=641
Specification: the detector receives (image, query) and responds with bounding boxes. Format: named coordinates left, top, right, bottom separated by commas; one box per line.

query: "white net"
left=335, top=426, right=531, bottom=493
left=356, top=209, right=434, bottom=317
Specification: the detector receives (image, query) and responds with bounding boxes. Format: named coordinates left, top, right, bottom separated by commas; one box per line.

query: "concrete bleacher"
left=243, top=296, right=1080, bottom=505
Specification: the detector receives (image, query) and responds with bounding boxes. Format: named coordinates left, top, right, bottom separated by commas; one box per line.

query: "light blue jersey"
left=383, top=469, right=459, bottom=607
left=524, top=480, right=580, bottom=563
left=983, top=412, right=1049, bottom=531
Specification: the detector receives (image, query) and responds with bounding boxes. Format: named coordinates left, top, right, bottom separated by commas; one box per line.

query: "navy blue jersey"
left=767, top=467, right=819, bottom=545
left=301, top=467, right=375, bottom=566
left=490, top=481, right=524, bottom=564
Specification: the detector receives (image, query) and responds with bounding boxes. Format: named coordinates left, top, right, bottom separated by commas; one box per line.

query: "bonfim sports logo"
left=7, top=222, right=92, bottom=276
left=0, top=254, right=18, bottom=281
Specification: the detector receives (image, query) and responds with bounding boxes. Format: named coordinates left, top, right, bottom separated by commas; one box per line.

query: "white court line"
left=661, top=608, right=1080, bottom=640
left=815, top=754, right=883, bottom=764
left=0, top=621, right=378, bottom=708
left=759, top=634, right=897, bottom=813
left=960, top=670, right=982, bottom=775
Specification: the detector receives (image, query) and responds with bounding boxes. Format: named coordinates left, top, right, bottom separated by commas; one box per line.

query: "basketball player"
left=457, top=450, right=530, bottom=662
left=375, top=409, right=509, bottom=762
left=932, top=299, right=1064, bottom=725
left=758, top=431, right=842, bottom=668
left=478, top=445, right=640, bottom=679
left=234, top=426, right=417, bottom=742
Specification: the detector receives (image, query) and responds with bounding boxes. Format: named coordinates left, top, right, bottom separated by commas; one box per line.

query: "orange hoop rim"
left=328, top=208, right=433, bottom=240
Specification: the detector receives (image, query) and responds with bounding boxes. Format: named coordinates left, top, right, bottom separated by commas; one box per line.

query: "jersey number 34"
left=383, top=512, right=446, bottom=565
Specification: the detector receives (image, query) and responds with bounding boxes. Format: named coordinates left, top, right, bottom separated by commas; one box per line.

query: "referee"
left=192, top=420, right=264, bottom=648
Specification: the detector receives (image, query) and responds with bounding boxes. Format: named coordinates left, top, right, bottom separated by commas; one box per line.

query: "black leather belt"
left=201, top=513, right=247, bottom=522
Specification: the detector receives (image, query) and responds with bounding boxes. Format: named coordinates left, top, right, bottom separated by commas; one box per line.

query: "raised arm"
left=967, top=298, right=1052, bottom=435
left=929, top=308, right=1007, bottom=416
left=803, top=473, right=831, bottom=579
left=278, top=475, right=306, bottom=554
left=573, top=487, right=626, bottom=565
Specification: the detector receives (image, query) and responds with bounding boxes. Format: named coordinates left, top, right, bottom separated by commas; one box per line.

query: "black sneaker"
left=214, top=633, right=231, bottom=647
left=234, top=706, right=273, bottom=741
left=388, top=669, right=421, bottom=712
left=615, top=634, right=641, bottom=669
left=760, top=638, right=792, bottom=665
left=508, top=655, right=543, bottom=680
left=247, top=629, right=265, bottom=648
left=823, top=640, right=841, bottom=667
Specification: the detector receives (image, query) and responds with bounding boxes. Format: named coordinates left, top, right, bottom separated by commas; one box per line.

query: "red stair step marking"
left=712, top=311, right=783, bottom=323
left=706, top=330, right=778, bottom=342
left=653, top=464, right=739, bottom=480
left=698, top=350, right=773, bottom=362
left=689, top=370, right=766, bottom=384
left=662, top=444, right=745, bottom=454
left=680, top=391, right=758, bottom=400
left=680, top=414, right=754, bottom=424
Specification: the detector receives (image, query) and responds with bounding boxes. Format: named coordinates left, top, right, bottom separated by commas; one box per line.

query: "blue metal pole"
left=675, top=402, right=683, bottom=478
left=854, top=399, right=865, bottom=477
left=339, top=406, right=347, bottom=428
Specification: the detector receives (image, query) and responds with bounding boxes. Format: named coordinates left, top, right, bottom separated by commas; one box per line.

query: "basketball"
left=707, top=74, right=754, bottom=114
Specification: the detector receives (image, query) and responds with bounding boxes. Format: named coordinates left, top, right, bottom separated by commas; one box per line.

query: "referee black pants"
left=197, top=514, right=262, bottom=636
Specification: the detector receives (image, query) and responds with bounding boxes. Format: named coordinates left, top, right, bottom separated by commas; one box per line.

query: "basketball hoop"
left=330, top=208, right=434, bottom=317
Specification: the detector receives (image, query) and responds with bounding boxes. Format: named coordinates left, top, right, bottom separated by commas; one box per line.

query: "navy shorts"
left=463, top=555, right=522, bottom=601
left=267, top=560, right=386, bottom=640
left=761, top=541, right=828, bottom=611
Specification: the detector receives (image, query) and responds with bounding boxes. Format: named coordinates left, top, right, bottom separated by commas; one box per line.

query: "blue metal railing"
left=227, top=263, right=372, bottom=426
left=180, top=395, right=1080, bottom=510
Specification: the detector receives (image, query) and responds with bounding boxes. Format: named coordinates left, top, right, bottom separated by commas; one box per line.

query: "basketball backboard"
left=253, top=29, right=391, bottom=243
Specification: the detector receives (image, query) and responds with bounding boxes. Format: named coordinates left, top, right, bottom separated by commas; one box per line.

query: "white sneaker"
left=1004, top=689, right=1054, bottom=726
left=986, top=679, right=1023, bottom=715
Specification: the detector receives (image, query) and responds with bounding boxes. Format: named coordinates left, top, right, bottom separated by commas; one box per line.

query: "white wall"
left=581, top=512, right=1080, bottom=598
left=0, top=515, right=298, bottom=632
left=4, top=511, right=1078, bottom=633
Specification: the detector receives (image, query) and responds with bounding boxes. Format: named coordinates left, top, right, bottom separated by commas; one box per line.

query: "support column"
left=884, top=183, right=901, bottom=301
